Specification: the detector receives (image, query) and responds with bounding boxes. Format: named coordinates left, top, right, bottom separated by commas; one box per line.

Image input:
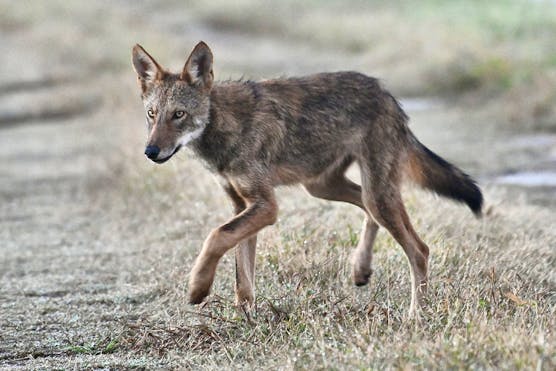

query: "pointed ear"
left=132, top=44, right=163, bottom=84
left=181, top=41, right=213, bottom=90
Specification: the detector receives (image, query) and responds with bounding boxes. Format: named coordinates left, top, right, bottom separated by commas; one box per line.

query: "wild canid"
left=132, top=41, right=482, bottom=316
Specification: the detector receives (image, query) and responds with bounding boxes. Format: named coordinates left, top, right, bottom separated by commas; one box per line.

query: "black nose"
left=144, top=145, right=160, bottom=160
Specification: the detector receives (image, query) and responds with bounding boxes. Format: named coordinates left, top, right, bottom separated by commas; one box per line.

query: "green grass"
left=188, top=0, right=556, bottom=88
left=178, top=0, right=556, bottom=130
left=64, top=338, right=119, bottom=355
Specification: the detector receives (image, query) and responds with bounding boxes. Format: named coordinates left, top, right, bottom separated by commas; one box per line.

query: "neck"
left=191, top=80, right=259, bottom=173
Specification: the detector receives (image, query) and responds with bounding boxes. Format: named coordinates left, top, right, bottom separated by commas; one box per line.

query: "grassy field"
left=0, top=0, right=555, bottom=369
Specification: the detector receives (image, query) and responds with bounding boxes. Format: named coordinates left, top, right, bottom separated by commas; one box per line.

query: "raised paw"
left=352, top=267, right=373, bottom=286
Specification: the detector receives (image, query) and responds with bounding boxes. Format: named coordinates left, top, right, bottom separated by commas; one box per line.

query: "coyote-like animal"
left=132, top=41, right=482, bottom=316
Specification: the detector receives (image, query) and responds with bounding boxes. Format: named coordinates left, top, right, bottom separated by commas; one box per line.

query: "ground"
left=0, top=1, right=554, bottom=369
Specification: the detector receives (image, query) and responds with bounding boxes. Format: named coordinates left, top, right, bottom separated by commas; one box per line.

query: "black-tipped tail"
left=407, top=134, right=483, bottom=216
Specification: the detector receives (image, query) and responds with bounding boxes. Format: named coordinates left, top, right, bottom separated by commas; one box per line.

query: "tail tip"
left=468, top=189, right=484, bottom=218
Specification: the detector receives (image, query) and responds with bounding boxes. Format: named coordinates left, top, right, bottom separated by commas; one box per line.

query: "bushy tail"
left=406, top=133, right=483, bottom=216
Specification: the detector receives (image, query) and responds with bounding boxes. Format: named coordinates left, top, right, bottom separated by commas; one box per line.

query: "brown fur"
left=131, top=42, right=483, bottom=316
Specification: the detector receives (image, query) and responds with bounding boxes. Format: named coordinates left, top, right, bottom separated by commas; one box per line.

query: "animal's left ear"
left=181, top=41, right=213, bottom=90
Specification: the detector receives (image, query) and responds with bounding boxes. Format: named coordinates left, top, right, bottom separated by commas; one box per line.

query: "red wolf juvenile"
left=132, top=41, right=483, bottom=316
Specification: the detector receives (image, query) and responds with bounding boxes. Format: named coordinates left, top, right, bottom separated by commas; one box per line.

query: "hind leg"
left=303, top=161, right=380, bottom=286
left=351, top=217, right=379, bottom=286
left=359, top=160, right=429, bottom=316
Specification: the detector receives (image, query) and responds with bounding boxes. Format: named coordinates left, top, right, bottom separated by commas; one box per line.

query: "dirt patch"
left=0, top=78, right=100, bottom=128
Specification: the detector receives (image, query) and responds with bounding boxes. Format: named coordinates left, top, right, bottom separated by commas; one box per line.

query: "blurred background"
left=2, top=0, right=555, bottom=198
left=1, top=0, right=555, bottom=368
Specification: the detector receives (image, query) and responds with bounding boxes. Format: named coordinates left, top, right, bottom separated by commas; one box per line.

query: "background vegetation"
left=0, top=0, right=554, bottom=369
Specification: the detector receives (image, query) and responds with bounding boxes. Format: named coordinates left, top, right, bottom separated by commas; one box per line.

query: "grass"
left=64, top=338, right=119, bottom=355
left=185, top=0, right=556, bottom=130
left=3, top=0, right=555, bottom=130
left=93, top=156, right=555, bottom=369
left=1, top=0, right=555, bottom=369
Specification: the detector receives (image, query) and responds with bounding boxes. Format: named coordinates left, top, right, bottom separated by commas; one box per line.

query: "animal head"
left=131, top=41, right=214, bottom=163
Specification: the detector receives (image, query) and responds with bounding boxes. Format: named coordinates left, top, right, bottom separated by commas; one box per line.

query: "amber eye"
left=147, top=109, right=155, bottom=118
left=174, top=111, right=185, bottom=119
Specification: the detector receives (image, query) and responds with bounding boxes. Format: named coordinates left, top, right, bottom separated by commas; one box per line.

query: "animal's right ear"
left=132, top=44, right=163, bottom=88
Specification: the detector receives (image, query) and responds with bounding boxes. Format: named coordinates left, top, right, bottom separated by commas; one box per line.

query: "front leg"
left=188, top=187, right=277, bottom=304
left=223, top=183, right=258, bottom=307
left=235, top=235, right=257, bottom=307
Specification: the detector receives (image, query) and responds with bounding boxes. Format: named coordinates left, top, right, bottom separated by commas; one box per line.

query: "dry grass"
left=1, top=1, right=555, bottom=369
left=83, top=142, right=553, bottom=369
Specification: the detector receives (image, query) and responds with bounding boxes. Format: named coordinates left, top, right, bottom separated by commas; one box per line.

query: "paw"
left=352, top=267, right=372, bottom=286
left=407, top=305, right=424, bottom=324
left=188, top=265, right=215, bottom=305
left=234, top=287, right=255, bottom=309
left=188, top=284, right=210, bottom=305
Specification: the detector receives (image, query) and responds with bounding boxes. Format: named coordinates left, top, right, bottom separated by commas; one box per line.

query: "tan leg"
left=223, top=184, right=258, bottom=307
left=399, top=209, right=430, bottom=302
left=304, top=174, right=380, bottom=286
left=359, top=161, right=429, bottom=317
left=351, top=217, right=379, bottom=286
left=188, top=186, right=277, bottom=305
left=234, top=236, right=257, bottom=306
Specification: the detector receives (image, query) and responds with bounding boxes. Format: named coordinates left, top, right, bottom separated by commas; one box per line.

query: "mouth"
left=152, top=145, right=182, bottom=164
